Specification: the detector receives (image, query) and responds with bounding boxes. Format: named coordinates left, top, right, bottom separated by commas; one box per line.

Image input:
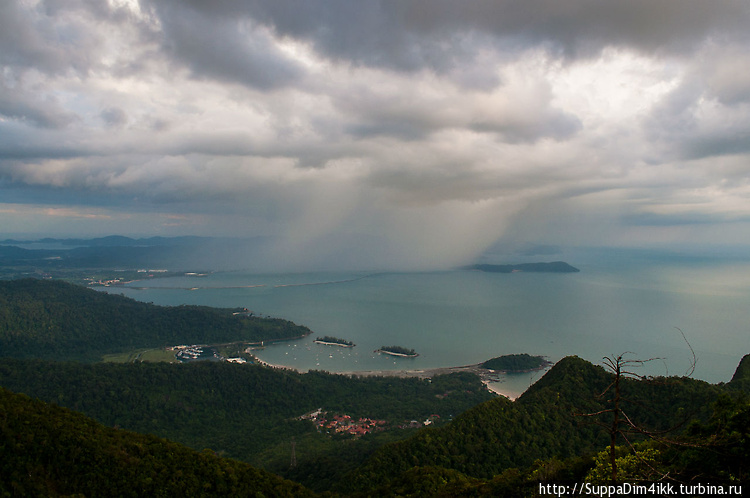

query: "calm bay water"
left=109, top=254, right=750, bottom=396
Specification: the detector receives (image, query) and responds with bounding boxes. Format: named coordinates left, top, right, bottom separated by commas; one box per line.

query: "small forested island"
left=480, top=353, right=551, bottom=372
left=466, top=261, right=580, bottom=273
left=377, top=345, right=419, bottom=357
left=314, top=336, right=355, bottom=347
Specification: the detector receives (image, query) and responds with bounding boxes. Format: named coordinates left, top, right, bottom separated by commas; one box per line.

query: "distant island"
left=466, top=261, right=580, bottom=273
left=376, top=346, right=419, bottom=358
left=480, top=353, right=551, bottom=373
left=314, top=336, right=355, bottom=348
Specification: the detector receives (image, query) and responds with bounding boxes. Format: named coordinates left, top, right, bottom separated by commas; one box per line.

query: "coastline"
left=254, top=359, right=539, bottom=401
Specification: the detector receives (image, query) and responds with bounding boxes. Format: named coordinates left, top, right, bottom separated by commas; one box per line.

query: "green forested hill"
left=340, top=356, right=731, bottom=493
left=0, top=359, right=492, bottom=491
left=0, top=278, right=310, bottom=360
left=1, top=356, right=748, bottom=496
left=359, top=388, right=750, bottom=496
left=0, top=386, right=315, bottom=497
left=728, top=353, right=750, bottom=392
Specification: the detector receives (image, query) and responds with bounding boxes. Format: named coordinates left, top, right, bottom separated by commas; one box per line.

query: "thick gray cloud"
left=100, top=107, right=128, bottom=128
left=143, top=0, right=304, bottom=89
left=0, top=83, right=75, bottom=129
left=0, top=0, right=129, bottom=75
left=1, top=0, right=750, bottom=269
left=148, top=0, right=749, bottom=70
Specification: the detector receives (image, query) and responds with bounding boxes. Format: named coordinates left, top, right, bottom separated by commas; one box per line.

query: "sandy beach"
left=339, top=364, right=525, bottom=400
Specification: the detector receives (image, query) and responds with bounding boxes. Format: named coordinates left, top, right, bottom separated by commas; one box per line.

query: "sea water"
left=110, top=252, right=750, bottom=396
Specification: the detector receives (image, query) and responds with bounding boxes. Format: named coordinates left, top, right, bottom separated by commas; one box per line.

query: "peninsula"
left=314, top=336, right=355, bottom=348
left=376, top=345, right=419, bottom=358
left=466, top=261, right=580, bottom=273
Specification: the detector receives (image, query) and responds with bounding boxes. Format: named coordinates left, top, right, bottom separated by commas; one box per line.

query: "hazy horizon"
left=3, top=233, right=750, bottom=273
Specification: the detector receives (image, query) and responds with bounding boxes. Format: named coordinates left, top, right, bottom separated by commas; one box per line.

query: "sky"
left=1, top=0, right=750, bottom=269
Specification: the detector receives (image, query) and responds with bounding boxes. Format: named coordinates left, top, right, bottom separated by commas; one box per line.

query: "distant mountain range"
left=0, top=236, right=270, bottom=270
left=0, top=235, right=213, bottom=247
left=1, top=236, right=583, bottom=274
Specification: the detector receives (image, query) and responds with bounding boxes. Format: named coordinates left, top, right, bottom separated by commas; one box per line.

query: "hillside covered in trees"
left=0, top=278, right=310, bottom=360
left=344, top=364, right=750, bottom=496
left=0, top=359, right=492, bottom=489
left=2, top=355, right=748, bottom=495
left=0, top=387, right=314, bottom=497
left=340, top=355, right=749, bottom=493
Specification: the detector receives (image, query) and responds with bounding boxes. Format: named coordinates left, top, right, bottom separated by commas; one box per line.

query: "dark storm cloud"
left=467, top=110, right=582, bottom=143
left=0, top=83, right=75, bottom=129
left=4, top=0, right=747, bottom=90
left=332, top=68, right=581, bottom=144
left=644, top=64, right=750, bottom=162
left=0, top=123, right=85, bottom=160
left=160, top=0, right=750, bottom=70
left=0, top=0, right=305, bottom=91
left=0, top=0, right=130, bottom=76
left=100, top=107, right=128, bottom=128
left=142, top=0, right=466, bottom=73
left=140, top=0, right=304, bottom=90
left=0, top=1, right=72, bottom=73
left=682, top=133, right=750, bottom=161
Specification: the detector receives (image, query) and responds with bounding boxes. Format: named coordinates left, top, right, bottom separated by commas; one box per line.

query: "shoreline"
left=254, top=359, right=543, bottom=401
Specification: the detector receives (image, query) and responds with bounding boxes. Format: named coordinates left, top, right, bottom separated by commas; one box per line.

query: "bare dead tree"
left=576, top=353, right=662, bottom=482
left=577, top=330, right=699, bottom=483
